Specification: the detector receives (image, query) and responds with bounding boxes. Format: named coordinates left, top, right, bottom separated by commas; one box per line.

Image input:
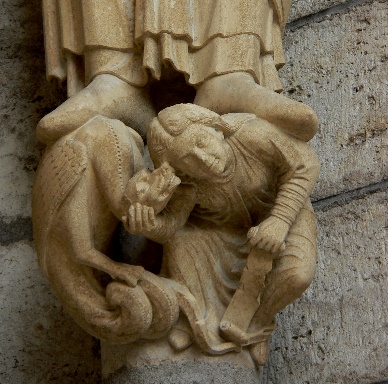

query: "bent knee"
left=75, top=116, right=142, bottom=150
left=299, top=105, right=319, bottom=141
left=288, top=267, right=315, bottom=294
left=295, top=271, right=314, bottom=291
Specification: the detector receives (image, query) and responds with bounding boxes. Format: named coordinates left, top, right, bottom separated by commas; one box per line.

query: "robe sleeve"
left=270, top=138, right=320, bottom=226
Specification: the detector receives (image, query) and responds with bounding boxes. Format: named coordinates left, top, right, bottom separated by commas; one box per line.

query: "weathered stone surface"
left=0, top=0, right=387, bottom=382
left=0, top=241, right=101, bottom=383
left=262, top=190, right=388, bottom=383
left=281, top=0, right=388, bottom=200
left=0, top=0, right=65, bottom=219
left=288, top=0, right=350, bottom=22
left=105, top=361, right=261, bottom=384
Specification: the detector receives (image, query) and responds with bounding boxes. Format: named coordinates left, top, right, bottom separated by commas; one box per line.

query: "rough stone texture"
left=105, top=362, right=261, bottom=384
left=0, top=241, right=101, bottom=384
left=0, top=0, right=65, bottom=220
left=281, top=0, right=388, bottom=200
left=102, top=336, right=260, bottom=382
left=262, top=190, right=388, bottom=384
left=288, top=0, right=354, bottom=22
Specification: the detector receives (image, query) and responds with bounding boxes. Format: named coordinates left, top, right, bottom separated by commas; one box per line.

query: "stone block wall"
left=0, top=0, right=386, bottom=383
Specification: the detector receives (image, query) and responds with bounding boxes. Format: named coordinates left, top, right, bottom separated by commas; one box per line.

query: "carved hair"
left=147, top=104, right=235, bottom=167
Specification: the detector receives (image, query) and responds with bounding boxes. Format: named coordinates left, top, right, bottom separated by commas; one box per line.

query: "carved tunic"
left=43, top=0, right=291, bottom=94
left=189, top=116, right=319, bottom=228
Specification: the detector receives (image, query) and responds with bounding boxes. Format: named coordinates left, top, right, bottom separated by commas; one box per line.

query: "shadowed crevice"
left=313, top=180, right=388, bottom=211
left=0, top=217, right=33, bottom=245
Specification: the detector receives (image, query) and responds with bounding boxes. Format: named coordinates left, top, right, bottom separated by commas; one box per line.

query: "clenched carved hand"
left=247, top=216, right=290, bottom=255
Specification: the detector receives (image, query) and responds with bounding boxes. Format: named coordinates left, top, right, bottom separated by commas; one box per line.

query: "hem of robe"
left=83, top=34, right=284, bottom=93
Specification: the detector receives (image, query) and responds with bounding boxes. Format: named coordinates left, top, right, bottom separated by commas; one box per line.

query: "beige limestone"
left=32, top=0, right=322, bottom=376
left=32, top=116, right=180, bottom=344
left=37, top=0, right=319, bottom=144
left=281, top=0, right=388, bottom=200
left=33, top=103, right=320, bottom=370
left=263, top=190, right=388, bottom=383
left=20, top=0, right=382, bottom=380
left=0, top=0, right=386, bottom=382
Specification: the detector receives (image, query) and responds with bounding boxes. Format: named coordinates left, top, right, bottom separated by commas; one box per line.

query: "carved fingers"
left=123, top=203, right=157, bottom=235
left=111, top=264, right=145, bottom=288
left=247, top=216, right=289, bottom=255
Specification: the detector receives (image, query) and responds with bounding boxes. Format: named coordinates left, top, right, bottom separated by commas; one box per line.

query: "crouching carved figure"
left=32, top=116, right=181, bottom=343
left=33, top=103, right=319, bottom=368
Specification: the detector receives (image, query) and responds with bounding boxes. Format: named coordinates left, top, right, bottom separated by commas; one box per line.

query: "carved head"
left=148, top=104, right=234, bottom=180
left=124, top=162, right=181, bottom=214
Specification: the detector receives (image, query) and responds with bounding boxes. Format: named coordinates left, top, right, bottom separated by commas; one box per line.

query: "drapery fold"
left=43, top=0, right=291, bottom=94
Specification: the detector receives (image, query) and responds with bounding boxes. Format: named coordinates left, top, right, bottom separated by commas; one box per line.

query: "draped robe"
left=42, top=0, right=292, bottom=95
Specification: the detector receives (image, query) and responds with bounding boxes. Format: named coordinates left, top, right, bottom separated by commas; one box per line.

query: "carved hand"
left=122, top=202, right=159, bottom=235
left=247, top=216, right=290, bottom=254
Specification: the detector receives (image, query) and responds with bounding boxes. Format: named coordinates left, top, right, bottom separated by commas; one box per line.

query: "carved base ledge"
left=102, top=338, right=262, bottom=384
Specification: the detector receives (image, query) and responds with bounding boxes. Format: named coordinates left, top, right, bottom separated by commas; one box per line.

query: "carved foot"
left=220, top=321, right=275, bottom=346
left=249, top=340, right=270, bottom=368
left=37, top=74, right=155, bottom=144
left=168, top=328, right=193, bottom=351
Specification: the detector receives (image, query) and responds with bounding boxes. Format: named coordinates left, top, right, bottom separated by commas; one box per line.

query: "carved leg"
left=37, top=74, right=156, bottom=144
left=248, top=209, right=317, bottom=366
left=250, top=209, right=317, bottom=329
left=194, top=72, right=318, bottom=142
left=220, top=248, right=273, bottom=345
left=60, top=173, right=145, bottom=288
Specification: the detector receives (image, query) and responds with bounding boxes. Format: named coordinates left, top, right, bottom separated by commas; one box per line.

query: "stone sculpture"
left=140, top=104, right=319, bottom=365
left=33, top=0, right=321, bottom=378
left=38, top=0, right=318, bottom=144
left=32, top=117, right=181, bottom=343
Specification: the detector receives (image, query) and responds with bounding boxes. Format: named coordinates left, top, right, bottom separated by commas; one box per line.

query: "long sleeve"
left=270, top=140, right=320, bottom=226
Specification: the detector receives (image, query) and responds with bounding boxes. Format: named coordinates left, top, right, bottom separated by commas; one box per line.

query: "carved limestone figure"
left=38, top=0, right=318, bottom=145
left=123, top=103, right=320, bottom=366
left=33, top=0, right=321, bottom=374
left=32, top=116, right=182, bottom=343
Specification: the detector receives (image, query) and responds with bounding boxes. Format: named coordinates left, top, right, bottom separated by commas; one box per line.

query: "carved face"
left=124, top=162, right=181, bottom=214
left=167, top=125, right=232, bottom=180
